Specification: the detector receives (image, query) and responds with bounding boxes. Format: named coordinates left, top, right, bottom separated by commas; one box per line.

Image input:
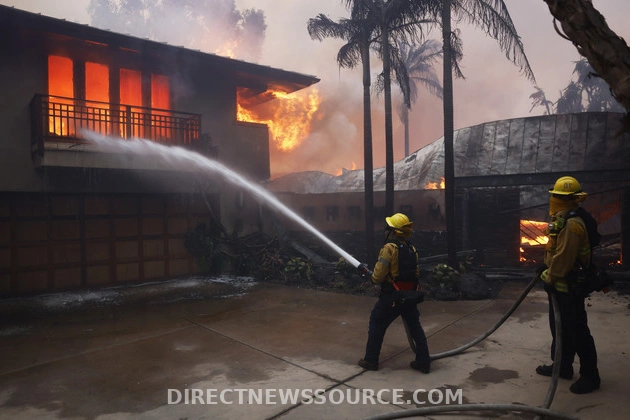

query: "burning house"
left=268, top=112, right=630, bottom=267
left=0, top=5, right=319, bottom=296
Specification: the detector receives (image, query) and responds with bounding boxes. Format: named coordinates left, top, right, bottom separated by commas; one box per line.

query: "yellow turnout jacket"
left=543, top=208, right=591, bottom=293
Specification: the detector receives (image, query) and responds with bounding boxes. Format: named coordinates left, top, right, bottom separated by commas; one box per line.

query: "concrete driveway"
left=0, top=275, right=628, bottom=419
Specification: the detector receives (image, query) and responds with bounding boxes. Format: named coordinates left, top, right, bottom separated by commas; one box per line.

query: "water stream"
left=82, top=131, right=362, bottom=268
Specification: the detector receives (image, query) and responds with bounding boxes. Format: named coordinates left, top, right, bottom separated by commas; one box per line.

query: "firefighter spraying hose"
left=357, top=213, right=431, bottom=373
left=354, top=266, right=567, bottom=420
left=353, top=208, right=573, bottom=419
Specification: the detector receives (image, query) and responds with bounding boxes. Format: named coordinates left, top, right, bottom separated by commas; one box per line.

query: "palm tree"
left=352, top=0, right=432, bottom=215
left=544, top=0, right=630, bottom=132
left=374, top=1, right=431, bottom=215
left=435, top=0, right=535, bottom=268
left=570, top=58, right=624, bottom=112
left=555, top=81, right=583, bottom=114
left=530, top=58, right=624, bottom=115
left=308, top=2, right=378, bottom=264
left=357, top=0, right=532, bottom=267
left=442, top=0, right=457, bottom=268
left=395, top=39, right=443, bottom=157
left=309, top=0, right=432, bottom=261
left=376, top=38, right=445, bottom=156
left=529, top=86, right=554, bottom=115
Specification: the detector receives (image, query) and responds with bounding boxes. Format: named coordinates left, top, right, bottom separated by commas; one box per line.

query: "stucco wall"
left=0, top=22, right=48, bottom=192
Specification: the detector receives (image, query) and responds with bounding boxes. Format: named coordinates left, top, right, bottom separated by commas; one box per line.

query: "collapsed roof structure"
left=269, top=112, right=630, bottom=265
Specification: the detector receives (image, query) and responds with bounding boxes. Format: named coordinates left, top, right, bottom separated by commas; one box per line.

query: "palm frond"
left=453, top=0, right=535, bottom=83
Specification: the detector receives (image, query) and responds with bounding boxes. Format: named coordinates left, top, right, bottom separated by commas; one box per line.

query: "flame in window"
left=119, top=68, right=143, bottom=138
left=151, top=74, right=171, bottom=141
left=47, top=55, right=74, bottom=136
left=237, top=87, right=321, bottom=151
left=520, top=220, right=549, bottom=246
left=47, top=55, right=174, bottom=142
left=520, top=220, right=549, bottom=262
left=84, top=61, right=110, bottom=134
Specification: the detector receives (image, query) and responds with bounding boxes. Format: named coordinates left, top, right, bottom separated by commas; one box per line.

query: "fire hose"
left=357, top=267, right=569, bottom=420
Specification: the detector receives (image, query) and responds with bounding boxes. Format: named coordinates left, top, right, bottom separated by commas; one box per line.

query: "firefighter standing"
left=358, top=213, right=431, bottom=373
left=536, top=176, right=600, bottom=394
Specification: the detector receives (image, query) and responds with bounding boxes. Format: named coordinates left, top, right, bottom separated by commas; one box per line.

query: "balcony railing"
left=30, top=94, right=201, bottom=155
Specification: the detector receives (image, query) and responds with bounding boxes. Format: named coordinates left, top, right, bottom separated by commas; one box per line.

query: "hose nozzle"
left=357, top=263, right=373, bottom=277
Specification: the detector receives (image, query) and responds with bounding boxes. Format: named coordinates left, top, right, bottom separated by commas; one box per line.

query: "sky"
left=3, top=0, right=629, bottom=177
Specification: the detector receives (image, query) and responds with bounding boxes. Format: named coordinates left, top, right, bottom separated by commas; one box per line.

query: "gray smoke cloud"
left=88, top=0, right=266, bottom=62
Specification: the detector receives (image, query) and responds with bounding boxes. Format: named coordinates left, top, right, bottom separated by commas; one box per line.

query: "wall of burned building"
left=169, top=58, right=271, bottom=181
left=262, top=189, right=448, bottom=263
left=268, top=182, right=625, bottom=268
left=267, top=188, right=520, bottom=266
left=463, top=188, right=521, bottom=266
left=271, top=189, right=446, bottom=233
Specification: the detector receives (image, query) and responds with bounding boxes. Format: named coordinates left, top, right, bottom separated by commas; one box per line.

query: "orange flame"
left=520, top=220, right=549, bottom=246
left=334, top=161, right=357, bottom=176
left=237, top=88, right=321, bottom=152
left=521, top=236, right=550, bottom=246
left=215, top=40, right=238, bottom=58
left=520, top=220, right=549, bottom=263
left=425, top=177, right=445, bottom=190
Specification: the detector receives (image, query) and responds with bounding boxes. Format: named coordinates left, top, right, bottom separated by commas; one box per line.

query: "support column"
left=622, top=188, right=630, bottom=267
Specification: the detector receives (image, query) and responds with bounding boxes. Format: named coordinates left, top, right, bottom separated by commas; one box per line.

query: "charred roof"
left=268, top=112, right=630, bottom=194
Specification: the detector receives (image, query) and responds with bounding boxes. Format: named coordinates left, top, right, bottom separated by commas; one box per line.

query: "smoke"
left=87, top=0, right=266, bottom=62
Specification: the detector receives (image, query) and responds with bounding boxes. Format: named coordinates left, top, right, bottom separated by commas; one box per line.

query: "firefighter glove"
left=357, top=263, right=373, bottom=278
left=539, top=269, right=550, bottom=283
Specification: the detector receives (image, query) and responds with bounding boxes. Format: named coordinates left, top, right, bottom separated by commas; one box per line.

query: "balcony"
left=30, top=94, right=211, bottom=170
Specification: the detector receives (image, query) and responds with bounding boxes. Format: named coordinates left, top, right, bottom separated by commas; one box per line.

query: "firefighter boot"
left=358, top=359, right=378, bottom=371
left=570, top=372, right=601, bottom=394
left=409, top=361, right=430, bottom=374
left=536, top=364, right=574, bottom=380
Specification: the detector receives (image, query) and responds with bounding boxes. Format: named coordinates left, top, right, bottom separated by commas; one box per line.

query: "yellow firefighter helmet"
left=549, top=176, right=583, bottom=195
left=385, top=213, right=413, bottom=230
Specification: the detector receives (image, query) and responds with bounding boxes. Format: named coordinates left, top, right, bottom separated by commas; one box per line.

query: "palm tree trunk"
left=361, top=34, right=376, bottom=265
left=442, top=0, right=458, bottom=269
left=382, top=23, right=395, bottom=216
left=403, top=105, right=410, bottom=157
left=544, top=0, right=630, bottom=131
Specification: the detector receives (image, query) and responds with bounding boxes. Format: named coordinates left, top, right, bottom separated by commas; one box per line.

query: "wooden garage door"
left=0, top=193, right=214, bottom=296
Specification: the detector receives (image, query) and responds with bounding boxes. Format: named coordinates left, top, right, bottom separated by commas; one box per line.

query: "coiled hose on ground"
left=368, top=277, right=569, bottom=420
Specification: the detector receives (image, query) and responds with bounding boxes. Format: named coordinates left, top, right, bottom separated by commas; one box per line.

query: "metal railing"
left=30, top=94, right=201, bottom=154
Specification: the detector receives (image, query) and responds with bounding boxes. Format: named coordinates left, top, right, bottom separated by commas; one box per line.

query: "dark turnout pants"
left=548, top=291, right=598, bottom=378
left=363, top=293, right=430, bottom=369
